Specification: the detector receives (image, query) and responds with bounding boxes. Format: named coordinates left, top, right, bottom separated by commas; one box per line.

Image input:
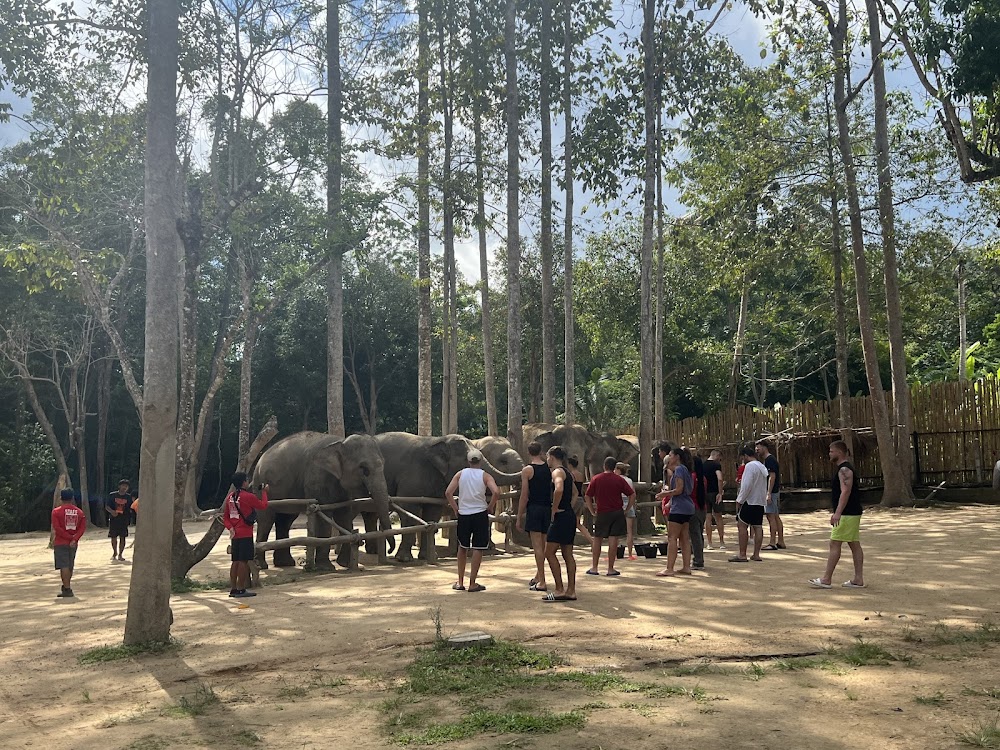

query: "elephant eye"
left=361, top=465, right=370, bottom=477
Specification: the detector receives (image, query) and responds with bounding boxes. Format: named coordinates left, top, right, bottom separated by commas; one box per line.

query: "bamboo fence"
left=620, top=375, right=1000, bottom=489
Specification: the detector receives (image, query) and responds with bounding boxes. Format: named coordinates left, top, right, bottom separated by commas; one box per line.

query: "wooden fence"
left=619, top=375, right=1000, bottom=490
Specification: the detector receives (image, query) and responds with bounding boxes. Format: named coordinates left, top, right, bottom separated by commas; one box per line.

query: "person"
left=656, top=441, right=673, bottom=524
left=106, top=479, right=133, bottom=562
left=655, top=447, right=695, bottom=577
left=690, top=451, right=706, bottom=570
left=729, top=445, right=768, bottom=563
left=756, top=440, right=786, bottom=550
left=222, top=472, right=269, bottom=598
left=703, top=449, right=726, bottom=550
left=810, top=441, right=865, bottom=589
left=445, top=451, right=500, bottom=593
left=584, top=456, right=635, bottom=576
left=541, top=446, right=578, bottom=602
left=567, top=457, right=593, bottom=543
left=516, top=441, right=552, bottom=592
left=615, top=462, right=637, bottom=559
left=52, top=488, right=87, bottom=598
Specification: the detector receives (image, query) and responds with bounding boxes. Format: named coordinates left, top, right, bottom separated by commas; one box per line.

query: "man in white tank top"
left=445, top=451, right=500, bottom=592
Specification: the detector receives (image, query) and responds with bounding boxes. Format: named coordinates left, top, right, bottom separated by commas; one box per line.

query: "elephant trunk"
left=367, top=473, right=396, bottom=553
left=479, top=453, right=522, bottom=486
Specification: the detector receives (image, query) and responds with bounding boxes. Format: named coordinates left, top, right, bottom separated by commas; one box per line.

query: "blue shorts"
left=765, top=493, right=780, bottom=514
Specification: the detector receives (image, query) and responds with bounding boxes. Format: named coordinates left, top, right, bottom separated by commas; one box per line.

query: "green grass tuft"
left=163, top=685, right=219, bottom=718
left=80, top=639, right=180, bottom=664
left=839, top=637, right=898, bottom=666
left=957, top=714, right=1000, bottom=748
left=406, top=640, right=564, bottom=695
left=170, top=577, right=230, bottom=594
left=395, top=709, right=585, bottom=745
left=915, top=691, right=950, bottom=706
left=118, top=736, right=170, bottom=750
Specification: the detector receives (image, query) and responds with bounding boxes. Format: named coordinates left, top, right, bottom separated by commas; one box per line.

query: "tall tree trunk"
left=654, top=88, right=665, bottom=437
left=18, top=372, right=71, bottom=481
left=638, top=0, right=655, bottom=483
left=96, top=353, right=111, bottom=523
left=561, top=0, right=575, bottom=425
left=471, top=4, right=498, bottom=437
left=825, top=0, right=910, bottom=505
left=326, top=0, right=346, bottom=439
left=539, top=0, right=556, bottom=424
left=438, top=0, right=458, bottom=435
left=728, top=273, right=750, bottom=408
left=825, top=87, right=855, bottom=457
left=505, top=0, right=523, bottom=448
left=125, top=0, right=180, bottom=645
left=866, top=0, right=914, bottom=493
left=238, top=317, right=259, bottom=458
left=416, top=0, right=433, bottom=436
left=958, top=261, right=967, bottom=381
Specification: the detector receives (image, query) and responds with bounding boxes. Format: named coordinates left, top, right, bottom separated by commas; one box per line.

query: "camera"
left=257, top=482, right=265, bottom=491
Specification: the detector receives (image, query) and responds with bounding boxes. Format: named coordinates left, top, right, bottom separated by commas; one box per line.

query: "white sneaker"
left=705, top=544, right=715, bottom=550
left=718, top=544, right=728, bottom=551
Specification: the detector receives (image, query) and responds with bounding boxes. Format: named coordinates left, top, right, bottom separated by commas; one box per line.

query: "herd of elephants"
left=251, top=424, right=645, bottom=570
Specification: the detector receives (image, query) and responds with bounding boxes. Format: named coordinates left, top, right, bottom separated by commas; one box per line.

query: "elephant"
left=472, top=436, right=524, bottom=475
left=521, top=423, right=638, bottom=478
left=614, top=434, right=642, bottom=480
left=370, top=432, right=523, bottom=562
left=252, top=431, right=394, bottom=570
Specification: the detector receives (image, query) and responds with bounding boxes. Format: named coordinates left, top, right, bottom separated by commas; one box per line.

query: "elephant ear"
left=317, top=439, right=344, bottom=478
left=430, top=437, right=461, bottom=480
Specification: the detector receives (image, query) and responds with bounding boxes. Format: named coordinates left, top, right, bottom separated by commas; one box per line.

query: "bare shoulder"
left=838, top=465, right=854, bottom=481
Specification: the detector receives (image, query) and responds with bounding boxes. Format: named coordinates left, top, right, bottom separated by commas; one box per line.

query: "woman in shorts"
left=616, top=463, right=637, bottom=559
left=655, top=447, right=695, bottom=577
left=567, top=457, right=593, bottom=544
left=542, top=446, right=578, bottom=601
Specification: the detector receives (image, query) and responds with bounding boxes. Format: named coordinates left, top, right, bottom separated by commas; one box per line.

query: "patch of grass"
left=933, top=622, right=1000, bottom=647
left=620, top=701, right=654, bottom=717
left=395, top=709, right=585, bottom=745
left=957, top=714, right=1000, bottom=748
left=915, top=691, right=950, bottom=706
left=743, top=663, right=766, bottom=681
left=846, top=690, right=859, bottom=701
left=838, top=637, right=898, bottom=666
left=80, top=640, right=180, bottom=665
left=504, top=698, right=535, bottom=712
left=406, top=640, right=564, bottom=696
left=673, top=663, right=731, bottom=677
left=231, top=730, right=261, bottom=745
left=311, top=676, right=347, bottom=690
left=170, top=577, right=230, bottom=594
left=276, top=683, right=309, bottom=699
left=578, top=701, right=612, bottom=711
left=118, top=737, right=169, bottom=750
left=163, top=685, right=219, bottom=718
left=82, top=690, right=91, bottom=703
left=963, top=688, right=1000, bottom=700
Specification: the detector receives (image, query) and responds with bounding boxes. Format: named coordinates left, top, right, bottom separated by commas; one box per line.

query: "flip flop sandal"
left=606, top=570, right=621, bottom=576
left=529, top=578, right=537, bottom=587
left=776, top=543, right=787, bottom=549
left=809, top=578, right=832, bottom=589
left=452, top=583, right=465, bottom=591
left=842, top=581, right=866, bottom=588
left=468, top=584, right=487, bottom=593
left=728, top=557, right=749, bottom=563
left=529, top=583, right=547, bottom=591
left=761, top=544, right=779, bottom=551
left=585, top=570, right=600, bottom=576
left=541, top=591, right=557, bottom=601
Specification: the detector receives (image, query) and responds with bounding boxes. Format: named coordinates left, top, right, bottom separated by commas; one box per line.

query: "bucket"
left=616, top=544, right=625, bottom=559
left=656, top=542, right=669, bottom=555
left=642, top=545, right=658, bottom=559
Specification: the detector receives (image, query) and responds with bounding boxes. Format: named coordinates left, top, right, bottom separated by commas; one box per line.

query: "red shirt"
left=222, top=489, right=269, bottom=539
left=52, top=503, right=87, bottom=546
left=586, top=471, right=635, bottom=514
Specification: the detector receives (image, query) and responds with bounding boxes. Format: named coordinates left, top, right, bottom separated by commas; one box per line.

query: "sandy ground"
left=1, top=504, right=999, bottom=750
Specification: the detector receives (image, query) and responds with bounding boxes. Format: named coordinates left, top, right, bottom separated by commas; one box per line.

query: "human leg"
left=530, top=531, right=548, bottom=589
left=562, top=545, right=577, bottom=598
left=750, top=524, right=763, bottom=560
left=737, top=519, right=749, bottom=559
left=714, top=510, right=726, bottom=547
left=544, top=542, right=564, bottom=594
left=680, top=523, right=692, bottom=572
left=660, top=521, right=681, bottom=575
left=606, top=536, right=619, bottom=573
left=456, top=547, right=468, bottom=587
left=847, top=541, right=864, bottom=586
left=626, top=516, right=636, bottom=557
left=589, top=536, right=602, bottom=574
left=690, top=510, right=705, bottom=567
left=766, top=512, right=778, bottom=546
left=469, top=550, right=484, bottom=588
left=821, top=540, right=843, bottom=584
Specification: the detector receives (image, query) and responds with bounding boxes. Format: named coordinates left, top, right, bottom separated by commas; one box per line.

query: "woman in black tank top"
left=541, top=446, right=578, bottom=601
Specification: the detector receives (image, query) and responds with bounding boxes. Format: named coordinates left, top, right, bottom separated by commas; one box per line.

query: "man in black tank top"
left=517, top=441, right=553, bottom=591
left=809, top=440, right=865, bottom=589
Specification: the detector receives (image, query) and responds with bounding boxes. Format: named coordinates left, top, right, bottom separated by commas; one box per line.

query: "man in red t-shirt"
left=52, top=488, right=87, bottom=598
left=221, top=471, right=269, bottom=598
left=585, top=456, right=636, bottom=576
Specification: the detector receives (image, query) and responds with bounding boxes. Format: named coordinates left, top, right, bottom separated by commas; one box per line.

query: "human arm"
left=734, top=469, right=748, bottom=505
left=485, top=473, right=500, bottom=514
left=831, top=465, right=854, bottom=525
left=516, top=466, right=532, bottom=531
left=71, top=511, right=87, bottom=544
left=444, top=473, right=461, bottom=515
left=105, top=495, right=119, bottom=516
left=715, top=468, right=724, bottom=503
left=51, top=507, right=66, bottom=540
left=766, top=459, right=776, bottom=495
left=551, top=471, right=565, bottom=521
left=584, top=477, right=597, bottom=516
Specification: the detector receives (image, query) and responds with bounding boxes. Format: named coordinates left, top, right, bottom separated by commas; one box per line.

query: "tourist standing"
left=584, top=457, right=635, bottom=576
left=756, top=440, right=786, bottom=550
left=615, top=462, right=637, bottom=559
left=690, top=451, right=706, bottom=570
left=516, top=441, right=552, bottom=591
left=106, top=479, right=133, bottom=562
left=703, top=449, right=726, bottom=550
left=810, top=441, right=865, bottom=589
left=542, top=446, right=578, bottom=601
left=656, top=447, right=694, bottom=576
left=446, top=451, right=500, bottom=593
left=52, top=488, right=86, bottom=598
left=222, top=472, right=269, bottom=598
left=567, top=457, right=593, bottom=544
left=729, top=446, right=768, bottom=563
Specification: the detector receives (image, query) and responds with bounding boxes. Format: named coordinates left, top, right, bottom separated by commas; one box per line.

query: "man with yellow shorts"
left=809, top=440, right=865, bottom=589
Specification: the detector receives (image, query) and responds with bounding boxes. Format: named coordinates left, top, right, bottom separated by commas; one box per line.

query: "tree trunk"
left=95, top=354, right=111, bottom=524
left=505, top=0, right=523, bottom=448
left=326, top=0, right=346, bottom=439
left=238, top=316, right=259, bottom=458
left=562, top=0, right=575, bottom=425
left=472, top=63, right=498, bottom=437
left=416, top=0, right=433, bottom=436
left=865, top=0, right=914, bottom=493
left=654, top=86, right=665, bottom=437
left=826, top=0, right=910, bottom=505
left=125, top=0, right=180, bottom=645
left=438, top=0, right=458, bottom=435
left=728, top=272, right=750, bottom=408
left=638, top=0, right=656, bottom=483
left=958, top=261, right=967, bottom=382
left=539, top=0, right=556, bottom=424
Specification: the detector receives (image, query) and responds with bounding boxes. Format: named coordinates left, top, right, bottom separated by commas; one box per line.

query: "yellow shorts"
left=831, top=515, right=861, bottom=542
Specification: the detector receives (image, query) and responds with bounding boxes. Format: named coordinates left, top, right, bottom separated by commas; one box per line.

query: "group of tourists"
left=446, top=436, right=865, bottom=597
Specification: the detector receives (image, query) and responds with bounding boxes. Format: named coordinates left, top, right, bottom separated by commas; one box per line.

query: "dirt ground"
left=1, top=504, right=1000, bottom=750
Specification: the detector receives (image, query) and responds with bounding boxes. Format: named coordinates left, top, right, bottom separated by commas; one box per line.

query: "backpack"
left=230, top=492, right=257, bottom=526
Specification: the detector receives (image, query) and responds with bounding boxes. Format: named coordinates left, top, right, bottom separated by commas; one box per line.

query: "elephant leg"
left=308, top=513, right=335, bottom=571
left=394, top=511, right=418, bottom=563
left=362, top=511, right=387, bottom=564
left=418, top=505, right=442, bottom=562
left=255, top=510, right=276, bottom=570
left=273, top=513, right=298, bottom=568
left=332, top=511, right=359, bottom=570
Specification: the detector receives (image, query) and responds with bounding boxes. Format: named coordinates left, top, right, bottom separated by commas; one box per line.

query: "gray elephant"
left=370, top=432, right=522, bottom=562
left=252, top=432, right=394, bottom=570
left=521, top=423, right=637, bottom=478
left=611, top=434, right=642, bottom=479
left=472, top=436, right=524, bottom=475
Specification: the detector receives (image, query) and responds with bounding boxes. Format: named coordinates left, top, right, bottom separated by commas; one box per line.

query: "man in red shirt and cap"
left=585, top=456, right=636, bottom=576
left=52, top=488, right=87, bottom=598
left=222, top=472, right=269, bottom=598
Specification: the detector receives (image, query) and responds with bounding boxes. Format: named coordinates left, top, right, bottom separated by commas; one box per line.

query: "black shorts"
left=709, top=499, right=724, bottom=513
left=593, top=510, right=626, bottom=539
left=108, top=519, right=129, bottom=539
left=668, top=513, right=692, bottom=524
left=231, top=537, right=255, bottom=561
left=457, top=510, right=491, bottom=550
left=525, top=503, right=551, bottom=534
left=737, top=504, right=765, bottom=527
left=54, top=544, right=77, bottom=570
left=546, top=509, right=576, bottom=546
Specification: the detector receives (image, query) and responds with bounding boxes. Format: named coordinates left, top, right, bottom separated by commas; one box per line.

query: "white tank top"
left=457, top=467, right=488, bottom=515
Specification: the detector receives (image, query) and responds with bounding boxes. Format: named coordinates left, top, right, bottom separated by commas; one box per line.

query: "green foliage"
left=162, top=685, right=219, bottom=718
left=405, top=641, right=564, bottom=696
left=0, top=422, right=57, bottom=533
left=79, top=640, right=181, bottom=665
left=395, top=709, right=585, bottom=745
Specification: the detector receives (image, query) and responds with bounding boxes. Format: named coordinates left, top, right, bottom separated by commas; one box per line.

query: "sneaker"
left=57, top=588, right=74, bottom=597
left=233, top=590, right=257, bottom=598
left=692, top=563, right=705, bottom=570
left=111, top=555, right=119, bottom=562
left=718, top=544, right=728, bottom=551
left=705, top=544, right=715, bottom=550
left=228, top=589, right=240, bottom=598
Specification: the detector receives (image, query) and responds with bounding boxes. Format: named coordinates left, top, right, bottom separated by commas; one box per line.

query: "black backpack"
left=231, top=492, right=257, bottom=526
